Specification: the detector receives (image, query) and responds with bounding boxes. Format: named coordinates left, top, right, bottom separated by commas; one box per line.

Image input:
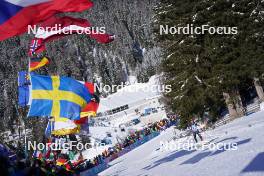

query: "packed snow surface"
left=98, top=111, right=264, bottom=176
left=98, top=75, right=161, bottom=112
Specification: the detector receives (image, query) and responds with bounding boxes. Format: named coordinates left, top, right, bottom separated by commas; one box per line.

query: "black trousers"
left=193, top=131, right=203, bottom=143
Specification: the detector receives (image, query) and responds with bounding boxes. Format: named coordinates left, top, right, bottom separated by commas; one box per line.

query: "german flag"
left=56, top=158, right=68, bottom=166
left=29, top=57, right=49, bottom=72
left=81, top=83, right=99, bottom=114
left=74, top=82, right=99, bottom=124
left=80, top=101, right=99, bottom=117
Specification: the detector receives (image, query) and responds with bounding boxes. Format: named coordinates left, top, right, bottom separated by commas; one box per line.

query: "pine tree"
left=155, top=0, right=264, bottom=128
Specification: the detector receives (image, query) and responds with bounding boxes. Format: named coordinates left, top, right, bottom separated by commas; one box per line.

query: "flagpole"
left=14, top=98, right=28, bottom=159
left=50, top=117, right=53, bottom=138
left=28, top=56, right=30, bottom=72
left=24, top=55, right=30, bottom=159
left=24, top=120, right=27, bottom=159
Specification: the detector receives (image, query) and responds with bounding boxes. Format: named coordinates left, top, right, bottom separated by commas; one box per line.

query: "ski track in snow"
left=98, top=111, right=264, bottom=176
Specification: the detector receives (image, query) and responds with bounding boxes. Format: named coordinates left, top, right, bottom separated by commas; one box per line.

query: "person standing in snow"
left=190, top=121, right=203, bottom=143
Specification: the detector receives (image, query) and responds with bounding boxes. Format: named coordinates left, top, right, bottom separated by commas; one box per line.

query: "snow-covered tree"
left=155, top=0, right=264, bottom=127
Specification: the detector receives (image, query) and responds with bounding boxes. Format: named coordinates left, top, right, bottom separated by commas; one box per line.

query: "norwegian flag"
left=28, top=38, right=45, bottom=56
left=28, top=16, right=115, bottom=56
left=32, top=150, right=43, bottom=159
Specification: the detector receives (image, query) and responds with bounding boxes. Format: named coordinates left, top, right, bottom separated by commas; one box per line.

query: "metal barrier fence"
left=246, top=102, right=260, bottom=115
left=214, top=102, right=261, bottom=128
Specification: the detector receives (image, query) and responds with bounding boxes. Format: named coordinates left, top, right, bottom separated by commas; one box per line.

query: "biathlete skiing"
left=190, top=120, right=203, bottom=143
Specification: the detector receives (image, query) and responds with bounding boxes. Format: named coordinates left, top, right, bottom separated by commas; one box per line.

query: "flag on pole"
left=50, top=116, right=80, bottom=136
left=81, top=82, right=99, bottom=117
left=29, top=16, right=115, bottom=55
left=79, top=101, right=99, bottom=119
left=52, top=82, right=99, bottom=135
left=75, top=82, right=99, bottom=124
left=27, top=73, right=92, bottom=120
left=18, top=71, right=30, bottom=107
left=32, top=150, right=42, bottom=159
left=18, top=73, right=98, bottom=116
left=45, top=120, right=54, bottom=137
left=30, top=57, right=50, bottom=71
left=28, top=39, right=45, bottom=57
left=18, top=71, right=30, bottom=86
left=0, top=0, right=93, bottom=41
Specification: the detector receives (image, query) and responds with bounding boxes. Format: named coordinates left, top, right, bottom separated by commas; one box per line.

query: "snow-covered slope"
left=99, top=111, right=264, bottom=176
left=98, top=75, right=162, bottom=113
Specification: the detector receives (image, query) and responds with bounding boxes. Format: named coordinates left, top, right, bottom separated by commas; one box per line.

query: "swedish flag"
left=28, top=74, right=91, bottom=120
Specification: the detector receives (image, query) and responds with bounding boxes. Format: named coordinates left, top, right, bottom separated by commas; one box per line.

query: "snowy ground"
left=98, top=111, right=264, bottom=176
left=84, top=110, right=166, bottom=160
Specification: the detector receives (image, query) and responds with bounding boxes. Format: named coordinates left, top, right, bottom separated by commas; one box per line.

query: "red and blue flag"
left=0, top=0, right=93, bottom=41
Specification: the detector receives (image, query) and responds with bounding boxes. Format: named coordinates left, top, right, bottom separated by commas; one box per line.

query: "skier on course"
left=190, top=120, right=203, bottom=143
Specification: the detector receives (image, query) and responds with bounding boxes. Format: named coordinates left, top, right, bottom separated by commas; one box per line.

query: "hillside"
left=0, top=0, right=161, bottom=138
left=99, top=111, right=264, bottom=176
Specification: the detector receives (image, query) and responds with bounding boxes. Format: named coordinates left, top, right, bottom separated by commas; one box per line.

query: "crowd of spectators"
left=0, top=115, right=178, bottom=176
left=81, top=115, right=178, bottom=171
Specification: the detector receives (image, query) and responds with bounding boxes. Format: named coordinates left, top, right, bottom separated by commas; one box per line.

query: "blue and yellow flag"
left=50, top=116, right=81, bottom=136
left=28, top=74, right=91, bottom=120
left=18, top=71, right=30, bottom=107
